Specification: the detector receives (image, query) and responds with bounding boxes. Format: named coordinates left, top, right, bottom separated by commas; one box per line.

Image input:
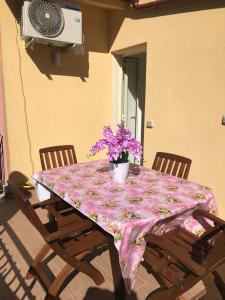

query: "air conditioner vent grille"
left=28, top=0, right=65, bottom=38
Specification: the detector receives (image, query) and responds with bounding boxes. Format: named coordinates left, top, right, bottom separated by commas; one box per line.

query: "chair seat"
left=183, top=216, right=206, bottom=237
left=63, top=229, right=107, bottom=256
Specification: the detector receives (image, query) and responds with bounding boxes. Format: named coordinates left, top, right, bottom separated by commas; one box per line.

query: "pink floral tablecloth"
left=33, top=160, right=217, bottom=291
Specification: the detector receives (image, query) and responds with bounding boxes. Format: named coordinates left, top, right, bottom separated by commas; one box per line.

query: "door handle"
left=122, top=115, right=126, bottom=121
left=130, top=116, right=136, bottom=120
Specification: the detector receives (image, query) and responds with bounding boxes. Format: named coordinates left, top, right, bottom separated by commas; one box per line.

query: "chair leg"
left=48, top=263, right=74, bottom=297
left=212, top=270, right=225, bottom=299
left=51, top=243, right=105, bottom=286
left=48, top=260, right=105, bottom=297
left=77, top=261, right=105, bottom=286
left=44, top=294, right=59, bottom=300
left=26, top=244, right=51, bottom=280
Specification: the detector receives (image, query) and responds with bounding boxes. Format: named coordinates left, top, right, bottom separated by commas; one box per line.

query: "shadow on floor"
left=0, top=238, right=36, bottom=300
left=0, top=193, right=34, bottom=267
left=83, top=287, right=138, bottom=300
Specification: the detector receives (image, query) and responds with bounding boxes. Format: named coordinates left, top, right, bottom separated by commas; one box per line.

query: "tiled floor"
left=0, top=191, right=224, bottom=300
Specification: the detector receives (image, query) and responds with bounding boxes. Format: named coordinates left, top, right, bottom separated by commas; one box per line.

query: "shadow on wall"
left=5, top=0, right=121, bottom=80
left=26, top=45, right=89, bottom=81
left=109, top=0, right=225, bottom=49
left=8, top=171, right=29, bottom=189
left=117, top=0, right=225, bottom=20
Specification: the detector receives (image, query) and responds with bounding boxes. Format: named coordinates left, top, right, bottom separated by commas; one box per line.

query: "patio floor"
left=0, top=190, right=224, bottom=300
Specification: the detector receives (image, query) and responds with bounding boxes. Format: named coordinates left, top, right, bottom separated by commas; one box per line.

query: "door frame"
left=112, top=43, right=147, bottom=131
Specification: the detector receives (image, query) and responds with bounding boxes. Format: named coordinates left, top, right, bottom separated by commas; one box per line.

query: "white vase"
left=109, top=162, right=130, bottom=184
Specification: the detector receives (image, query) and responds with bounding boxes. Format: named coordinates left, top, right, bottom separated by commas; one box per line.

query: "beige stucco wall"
left=110, top=1, right=225, bottom=217
left=0, top=31, right=9, bottom=181
left=0, top=2, right=112, bottom=179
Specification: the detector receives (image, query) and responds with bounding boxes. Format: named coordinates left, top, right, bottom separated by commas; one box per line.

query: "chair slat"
left=62, top=150, right=69, bottom=166
left=50, top=151, right=57, bottom=169
left=183, top=164, right=191, bottom=180
left=166, top=160, right=174, bottom=174
left=44, top=152, right=51, bottom=170
left=153, top=156, right=163, bottom=171
left=66, top=230, right=106, bottom=256
left=170, top=235, right=193, bottom=252
left=67, top=149, right=73, bottom=165
left=56, top=151, right=63, bottom=167
left=161, top=158, right=168, bottom=173
left=172, top=161, right=180, bottom=176
left=177, top=162, right=185, bottom=178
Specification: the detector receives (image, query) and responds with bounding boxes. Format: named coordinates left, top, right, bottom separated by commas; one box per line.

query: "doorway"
left=113, top=48, right=146, bottom=163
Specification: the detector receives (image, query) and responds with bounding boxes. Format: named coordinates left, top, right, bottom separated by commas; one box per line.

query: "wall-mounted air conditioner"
left=21, top=0, right=82, bottom=48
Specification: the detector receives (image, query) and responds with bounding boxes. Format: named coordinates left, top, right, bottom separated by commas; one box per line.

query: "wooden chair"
left=39, top=145, right=78, bottom=213
left=143, top=209, right=225, bottom=300
left=8, top=180, right=109, bottom=299
left=152, top=152, right=192, bottom=179
left=39, top=145, right=77, bottom=171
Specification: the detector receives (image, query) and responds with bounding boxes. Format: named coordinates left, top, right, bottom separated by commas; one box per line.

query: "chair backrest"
left=8, top=180, right=48, bottom=237
left=152, top=152, right=192, bottom=179
left=39, top=145, right=77, bottom=170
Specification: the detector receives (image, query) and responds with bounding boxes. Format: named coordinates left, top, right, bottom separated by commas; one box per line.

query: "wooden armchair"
left=152, top=152, right=192, bottom=179
left=39, top=145, right=78, bottom=213
left=8, top=180, right=109, bottom=299
left=39, top=145, right=77, bottom=170
left=143, top=209, right=225, bottom=299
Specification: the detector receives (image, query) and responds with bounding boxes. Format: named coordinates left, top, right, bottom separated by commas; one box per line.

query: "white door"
left=112, top=51, right=146, bottom=163
left=121, top=54, right=146, bottom=163
left=122, top=57, right=139, bottom=140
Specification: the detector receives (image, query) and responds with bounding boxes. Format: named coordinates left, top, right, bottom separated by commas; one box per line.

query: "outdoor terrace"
left=0, top=190, right=224, bottom=300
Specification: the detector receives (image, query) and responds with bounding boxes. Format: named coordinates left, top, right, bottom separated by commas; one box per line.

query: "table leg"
left=108, top=241, right=129, bottom=300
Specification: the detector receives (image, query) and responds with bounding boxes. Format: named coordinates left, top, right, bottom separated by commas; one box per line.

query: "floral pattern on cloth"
left=33, top=160, right=218, bottom=292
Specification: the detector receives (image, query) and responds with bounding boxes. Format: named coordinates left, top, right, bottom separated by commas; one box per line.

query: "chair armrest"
left=44, top=219, right=93, bottom=243
left=145, top=233, right=207, bottom=276
left=192, top=209, right=225, bottom=228
left=192, top=210, right=225, bottom=243
left=32, top=196, right=61, bottom=209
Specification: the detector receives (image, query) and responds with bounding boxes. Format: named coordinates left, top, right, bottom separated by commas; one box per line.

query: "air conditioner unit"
left=21, top=0, right=82, bottom=48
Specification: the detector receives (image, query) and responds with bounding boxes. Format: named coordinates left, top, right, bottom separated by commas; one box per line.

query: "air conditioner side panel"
left=57, top=8, right=82, bottom=44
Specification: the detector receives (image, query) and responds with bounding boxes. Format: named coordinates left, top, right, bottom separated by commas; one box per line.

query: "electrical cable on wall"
left=15, top=19, right=35, bottom=176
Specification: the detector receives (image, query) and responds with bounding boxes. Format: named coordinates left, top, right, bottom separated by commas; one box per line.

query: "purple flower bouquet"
left=89, top=123, right=142, bottom=163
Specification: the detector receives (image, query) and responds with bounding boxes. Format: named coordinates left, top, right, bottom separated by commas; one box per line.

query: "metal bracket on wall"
left=222, top=115, right=225, bottom=125
left=63, top=43, right=85, bottom=55
left=25, top=38, right=35, bottom=50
